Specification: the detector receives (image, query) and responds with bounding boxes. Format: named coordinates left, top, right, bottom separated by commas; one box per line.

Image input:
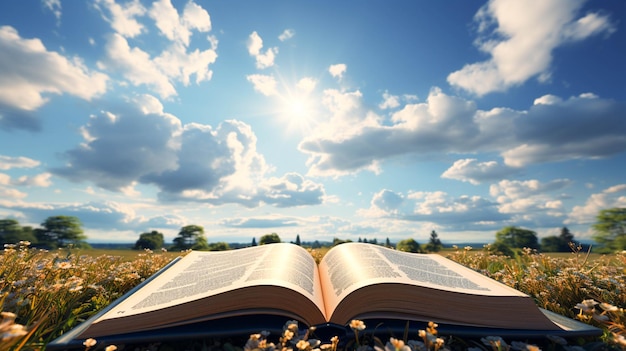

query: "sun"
left=279, top=92, right=317, bottom=134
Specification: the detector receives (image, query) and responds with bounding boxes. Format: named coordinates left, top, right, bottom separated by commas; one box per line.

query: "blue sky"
left=0, top=0, right=624, bottom=244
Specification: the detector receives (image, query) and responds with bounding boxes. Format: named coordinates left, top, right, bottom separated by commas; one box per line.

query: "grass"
left=0, top=242, right=624, bottom=350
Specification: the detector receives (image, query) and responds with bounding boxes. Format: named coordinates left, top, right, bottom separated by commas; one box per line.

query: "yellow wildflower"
left=349, top=319, right=366, bottom=331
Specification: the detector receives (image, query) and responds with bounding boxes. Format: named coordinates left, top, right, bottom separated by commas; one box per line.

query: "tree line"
left=1, top=207, right=624, bottom=253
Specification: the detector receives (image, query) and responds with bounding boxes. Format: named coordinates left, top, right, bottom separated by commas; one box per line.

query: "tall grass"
left=446, top=245, right=626, bottom=346
left=0, top=242, right=624, bottom=349
left=0, top=242, right=175, bottom=348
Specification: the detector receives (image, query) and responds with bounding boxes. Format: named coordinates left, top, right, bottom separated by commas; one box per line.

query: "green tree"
left=294, top=234, right=301, bottom=246
left=487, top=241, right=515, bottom=257
left=134, top=230, right=165, bottom=250
left=396, top=238, right=421, bottom=253
left=36, top=215, right=87, bottom=249
left=495, top=226, right=539, bottom=249
left=251, top=237, right=257, bottom=246
left=171, top=225, right=209, bottom=251
left=259, top=233, right=281, bottom=245
left=592, top=208, right=626, bottom=252
left=425, top=230, right=443, bottom=252
left=540, top=236, right=562, bottom=252
left=208, top=242, right=230, bottom=251
left=0, top=219, right=37, bottom=245
left=541, top=227, right=575, bottom=252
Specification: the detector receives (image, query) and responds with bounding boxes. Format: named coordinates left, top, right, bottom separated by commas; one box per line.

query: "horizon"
left=1, top=0, right=625, bottom=245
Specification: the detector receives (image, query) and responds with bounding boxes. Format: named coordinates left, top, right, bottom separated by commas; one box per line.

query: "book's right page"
left=318, top=243, right=559, bottom=330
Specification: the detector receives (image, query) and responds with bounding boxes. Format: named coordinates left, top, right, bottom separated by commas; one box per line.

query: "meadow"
left=0, top=242, right=624, bottom=350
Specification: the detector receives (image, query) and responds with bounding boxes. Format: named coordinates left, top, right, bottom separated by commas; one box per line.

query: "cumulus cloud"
left=488, top=179, right=571, bottom=227
left=52, top=96, right=325, bottom=209
left=0, top=26, right=108, bottom=130
left=567, top=184, right=626, bottom=225
left=379, top=91, right=400, bottom=110
left=247, top=31, right=277, bottom=69
left=328, top=64, right=346, bottom=80
left=149, top=0, right=211, bottom=46
left=363, top=189, right=507, bottom=231
left=442, top=158, right=517, bottom=184
left=98, top=31, right=217, bottom=99
left=246, top=74, right=278, bottom=96
left=300, top=88, right=490, bottom=176
left=52, top=94, right=182, bottom=190
left=94, top=0, right=146, bottom=38
left=96, top=1, right=216, bottom=99
left=98, top=34, right=176, bottom=98
left=503, top=93, right=626, bottom=167
left=299, top=88, right=625, bottom=177
left=447, top=0, right=616, bottom=95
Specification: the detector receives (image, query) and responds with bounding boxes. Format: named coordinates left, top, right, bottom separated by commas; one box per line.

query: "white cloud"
left=300, top=88, right=487, bottom=177
left=362, top=189, right=507, bottom=231
left=0, top=187, right=27, bottom=200
left=279, top=29, right=295, bottom=41
left=246, top=74, right=278, bottom=96
left=0, top=156, right=40, bottom=170
left=52, top=97, right=325, bottom=209
left=379, top=91, right=400, bottom=110
left=99, top=32, right=217, bottom=98
left=149, top=0, right=211, bottom=47
left=42, top=0, right=62, bottom=21
left=296, top=77, right=317, bottom=94
left=154, top=42, right=216, bottom=86
left=328, top=64, right=346, bottom=79
left=503, top=93, right=626, bottom=167
left=0, top=26, right=108, bottom=128
left=247, top=31, right=277, bottom=69
left=299, top=88, right=625, bottom=177
left=567, top=184, right=626, bottom=225
left=447, top=0, right=616, bottom=95
left=441, top=158, right=517, bottom=184
left=489, top=179, right=571, bottom=227
left=12, top=173, right=52, bottom=187
left=94, top=0, right=147, bottom=38
left=52, top=94, right=183, bottom=190
left=99, top=33, right=176, bottom=98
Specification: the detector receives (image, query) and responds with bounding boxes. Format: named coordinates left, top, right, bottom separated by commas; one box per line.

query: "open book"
left=51, top=243, right=599, bottom=346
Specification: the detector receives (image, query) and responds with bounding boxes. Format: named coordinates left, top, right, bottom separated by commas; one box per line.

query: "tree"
left=425, top=230, right=443, bottom=252
left=37, top=215, right=87, bottom=249
left=495, top=226, right=539, bottom=249
left=208, top=242, right=230, bottom=251
left=541, top=227, right=575, bottom=252
left=251, top=237, right=257, bottom=246
left=294, top=234, right=301, bottom=246
left=385, top=237, right=392, bottom=248
left=0, top=219, right=37, bottom=245
left=540, top=236, right=562, bottom=252
left=396, top=238, right=421, bottom=253
left=592, top=208, right=626, bottom=252
left=259, top=233, right=281, bottom=245
left=171, top=225, right=209, bottom=251
left=134, top=230, right=164, bottom=250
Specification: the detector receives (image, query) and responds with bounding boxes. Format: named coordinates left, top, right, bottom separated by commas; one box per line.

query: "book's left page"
left=80, top=243, right=326, bottom=338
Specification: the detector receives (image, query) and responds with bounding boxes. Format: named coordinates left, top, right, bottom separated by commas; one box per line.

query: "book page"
left=96, top=243, right=325, bottom=322
left=318, top=243, right=527, bottom=317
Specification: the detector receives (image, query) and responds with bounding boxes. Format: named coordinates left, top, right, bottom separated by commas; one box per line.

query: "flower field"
left=0, top=242, right=624, bottom=350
